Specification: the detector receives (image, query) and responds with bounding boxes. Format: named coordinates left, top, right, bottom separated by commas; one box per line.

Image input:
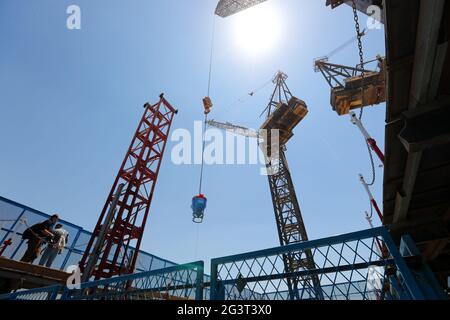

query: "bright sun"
left=232, top=5, right=282, bottom=56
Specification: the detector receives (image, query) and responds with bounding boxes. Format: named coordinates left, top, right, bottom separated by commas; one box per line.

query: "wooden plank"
left=0, top=257, right=70, bottom=282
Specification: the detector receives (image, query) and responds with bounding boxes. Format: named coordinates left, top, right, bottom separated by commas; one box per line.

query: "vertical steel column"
left=210, top=260, right=218, bottom=300
left=195, top=261, right=205, bottom=301
left=79, top=94, right=177, bottom=280
left=399, top=235, right=447, bottom=299
left=60, top=228, right=83, bottom=271
left=379, top=228, right=426, bottom=300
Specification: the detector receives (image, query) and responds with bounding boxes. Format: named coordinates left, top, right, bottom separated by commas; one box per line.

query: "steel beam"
left=392, top=0, right=446, bottom=223
left=398, top=97, right=450, bottom=153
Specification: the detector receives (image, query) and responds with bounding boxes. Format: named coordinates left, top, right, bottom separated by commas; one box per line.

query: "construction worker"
left=20, top=214, right=58, bottom=263
left=38, top=224, right=69, bottom=268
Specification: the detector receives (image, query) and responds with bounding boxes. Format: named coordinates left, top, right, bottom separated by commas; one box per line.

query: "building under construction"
left=0, top=0, right=449, bottom=301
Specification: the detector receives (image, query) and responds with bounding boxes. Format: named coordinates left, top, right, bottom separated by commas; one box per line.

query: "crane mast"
left=79, top=95, right=177, bottom=281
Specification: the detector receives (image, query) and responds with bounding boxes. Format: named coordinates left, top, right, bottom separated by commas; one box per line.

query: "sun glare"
left=232, top=4, right=282, bottom=57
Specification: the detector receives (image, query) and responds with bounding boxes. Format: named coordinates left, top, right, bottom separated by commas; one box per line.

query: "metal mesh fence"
left=0, top=196, right=176, bottom=272
left=210, top=228, right=425, bottom=300
left=61, top=262, right=204, bottom=301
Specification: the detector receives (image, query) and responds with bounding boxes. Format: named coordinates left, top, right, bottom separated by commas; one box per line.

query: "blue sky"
left=0, top=0, right=386, bottom=265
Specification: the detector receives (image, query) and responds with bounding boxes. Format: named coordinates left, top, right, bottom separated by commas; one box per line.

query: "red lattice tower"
left=80, top=94, right=177, bottom=280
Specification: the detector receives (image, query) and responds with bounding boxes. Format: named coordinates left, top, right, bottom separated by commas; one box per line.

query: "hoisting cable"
left=207, top=15, right=216, bottom=100
left=192, top=14, right=216, bottom=227
left=198, top=14, right=216, bottom=195
left=351, top=0, right=376, bottom=186
left=249, top=79, right=273, bottom=97
left=194, top=223, right=200, bottom=260
left=224, top=79, right=272, bottom=111
left=199, top=113, right=208, bottom=195
left=325, top=27, right=369, bottom=60
left=351, top=0, right=365, bottom=121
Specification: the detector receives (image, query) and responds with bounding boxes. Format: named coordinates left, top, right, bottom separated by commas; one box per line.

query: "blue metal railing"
left=1, top=223, right=445, bottom=300
left=0, top=262, right=204, bottom=301
left=209, top=227, right=432, bottom=300
left=60, top=261, right=204, bottom=300
left=0, top=285, right=62, bottom=301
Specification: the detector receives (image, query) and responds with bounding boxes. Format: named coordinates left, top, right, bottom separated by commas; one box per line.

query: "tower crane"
left=208, top=72, right=323, bottom=300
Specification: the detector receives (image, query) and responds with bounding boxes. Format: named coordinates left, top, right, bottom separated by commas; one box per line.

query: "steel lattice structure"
left=263, top=73, right=323, bottom=299
left=314, top=59, right=367, bottom=88
left=215, top=0, right=268, bottom=18
left=267, top=151, right=323, bottom=299
left=260, top=71, right=291, bottom=118
left=79, top=95, right=177, bottom=280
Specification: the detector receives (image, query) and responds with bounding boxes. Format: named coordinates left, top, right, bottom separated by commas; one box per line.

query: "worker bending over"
left=20, top=214, right=59, bottom=263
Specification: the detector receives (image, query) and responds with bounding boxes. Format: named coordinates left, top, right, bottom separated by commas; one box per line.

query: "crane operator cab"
left=260, top=96, right=309, bottom=146
left=192, top=194, right=207, bottom=223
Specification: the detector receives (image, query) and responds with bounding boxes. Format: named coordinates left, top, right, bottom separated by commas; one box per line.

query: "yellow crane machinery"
left=314, top=56, right=386, bottom=116
left=261, top=96, right=308, bottom=146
